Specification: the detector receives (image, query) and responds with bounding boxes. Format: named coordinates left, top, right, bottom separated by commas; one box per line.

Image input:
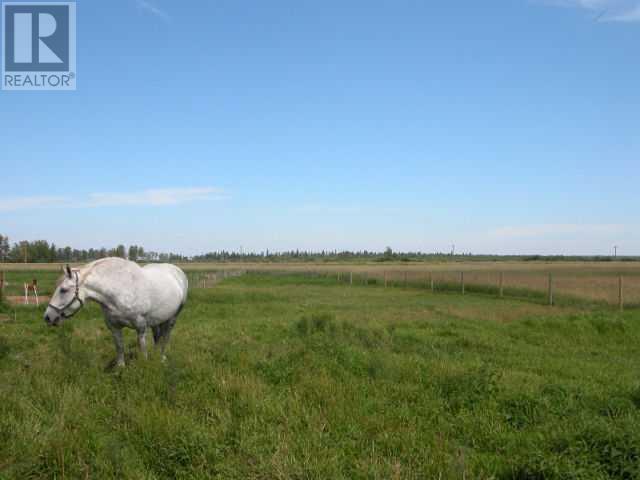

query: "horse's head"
left=44, top=265, right=85, bottom=327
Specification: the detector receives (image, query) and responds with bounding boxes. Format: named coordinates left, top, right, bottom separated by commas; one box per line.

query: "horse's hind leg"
left=152, top=325, right=162, bottom=345
left=156, top=317, right=176, bottom=362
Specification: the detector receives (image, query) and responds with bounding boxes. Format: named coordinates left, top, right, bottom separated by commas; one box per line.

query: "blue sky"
left=1, top=0, right=639, bottom=255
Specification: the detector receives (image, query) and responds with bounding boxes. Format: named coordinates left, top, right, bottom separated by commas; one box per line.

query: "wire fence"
left=185, top=270, right=247, bottom=290
left=243, top=268, right=639, bottom=310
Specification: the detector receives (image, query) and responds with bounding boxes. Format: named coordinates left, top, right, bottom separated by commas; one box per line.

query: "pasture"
left=3, top=260, right=640, bottom=308
left=0, top=269, right=639, bottom=478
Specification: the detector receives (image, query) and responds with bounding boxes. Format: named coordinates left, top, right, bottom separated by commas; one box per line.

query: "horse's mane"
left=56, top=258, right=121, bottom=286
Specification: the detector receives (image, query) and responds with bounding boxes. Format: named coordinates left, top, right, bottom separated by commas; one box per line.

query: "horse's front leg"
left=103, top=312, right=126, bottom=367
left=137, top=327, right=148, bottom=360
left=133, top=316, right=149, bottom=360
left=111, top=328, right=125, bottom=367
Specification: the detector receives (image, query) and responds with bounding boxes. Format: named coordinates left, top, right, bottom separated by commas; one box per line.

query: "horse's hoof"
left=104, top=359, right=125, bottom=371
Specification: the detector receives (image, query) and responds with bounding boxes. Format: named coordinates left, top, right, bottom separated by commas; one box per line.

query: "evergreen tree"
left=0, top=235, right=9, bottom=262
left=115, top=245, right=126, bottom=259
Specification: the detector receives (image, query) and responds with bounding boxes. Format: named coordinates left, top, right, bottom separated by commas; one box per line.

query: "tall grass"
left=0, top=274, right=639, bottom=478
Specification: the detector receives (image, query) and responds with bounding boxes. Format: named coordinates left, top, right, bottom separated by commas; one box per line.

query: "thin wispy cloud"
left=135, top=0, right=171, bottom=22
left=489, top=223, right=626, bottom=238
left=0, top=187, right=225, bottom=212
left=539, top=0, right=640, bottom=22
left=293, top=204, right=404, bottom=216
left=88, top=187, right=223, bottom=207
left=607, top=4, right=640, bottom=20
left=294, top=204, right=364, bottom=215
left=0, top=196, right=69, bottom=212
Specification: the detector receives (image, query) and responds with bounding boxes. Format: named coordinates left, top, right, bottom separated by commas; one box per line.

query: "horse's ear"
left=65, top=265, right=72, bottom=278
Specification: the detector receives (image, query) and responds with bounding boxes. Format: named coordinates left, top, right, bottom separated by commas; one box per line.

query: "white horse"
left=44, top=257, right=188, bottom=367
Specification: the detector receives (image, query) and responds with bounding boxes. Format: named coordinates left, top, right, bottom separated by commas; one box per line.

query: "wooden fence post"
left=431, top=274, right=435, bottom=293
left=548, top=273, right=554, bottom=306
left=349, top=272, right=353, bottom=286
left=619, top=275, right=624, bottom=312
left=461, top=272, right=465, bottom=295
left=0, top=271, right=4, bottom=300
left=384, top=272, right=387, bottom=288
left=499, top=272, right=504, bottom=298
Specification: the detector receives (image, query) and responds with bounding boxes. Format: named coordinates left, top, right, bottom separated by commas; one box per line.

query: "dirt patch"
left=4, top=296, right=50, bottom=306
left=0, top=314, right=9, bottom=322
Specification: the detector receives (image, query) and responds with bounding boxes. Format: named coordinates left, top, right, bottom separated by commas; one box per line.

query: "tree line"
left=0, top=237, right=456, bottom=263
left=0, top=235, right=634, bottom=264
left=0, top=235, right=187, bottom=263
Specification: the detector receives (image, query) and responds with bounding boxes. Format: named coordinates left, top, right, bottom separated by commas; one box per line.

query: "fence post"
left=364, top=271, right=368, bottom=286
left=431, top=274, right=435, bottom=293
left=548, top=273, right=554, bottom=306
left=404, top=272, right=408, bottom=288
left=349, top=272, right=353, bottom=286
left=461, top=272, right=465, bottom=295
left=384, top=271, right=387, bottom=288
left=0, top=271, right=4, bottom=301
left=619, top=275, right=624, bottom=312
left=499, top=272, right=504, bottom=298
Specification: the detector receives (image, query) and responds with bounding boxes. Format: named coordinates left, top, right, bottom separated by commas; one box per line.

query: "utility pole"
left=613, top=245, right=618, bottom=258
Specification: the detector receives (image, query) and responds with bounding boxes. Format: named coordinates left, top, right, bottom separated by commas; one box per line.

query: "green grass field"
left=1, top=273, right=639, bottom=479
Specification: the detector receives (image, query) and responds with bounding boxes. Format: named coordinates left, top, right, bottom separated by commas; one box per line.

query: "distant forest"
left=0, top=235, right=635, bottom=264
left=0, top=235, right=186, bottom=263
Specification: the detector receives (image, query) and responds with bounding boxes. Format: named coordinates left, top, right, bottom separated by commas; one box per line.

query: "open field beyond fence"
left=3, top=262, right=639, bottom=309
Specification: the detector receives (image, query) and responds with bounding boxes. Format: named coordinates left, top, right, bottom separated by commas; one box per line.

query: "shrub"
left=436, top=365, right=498, bottom=413
left=294, top=313, right=336, bottom=337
